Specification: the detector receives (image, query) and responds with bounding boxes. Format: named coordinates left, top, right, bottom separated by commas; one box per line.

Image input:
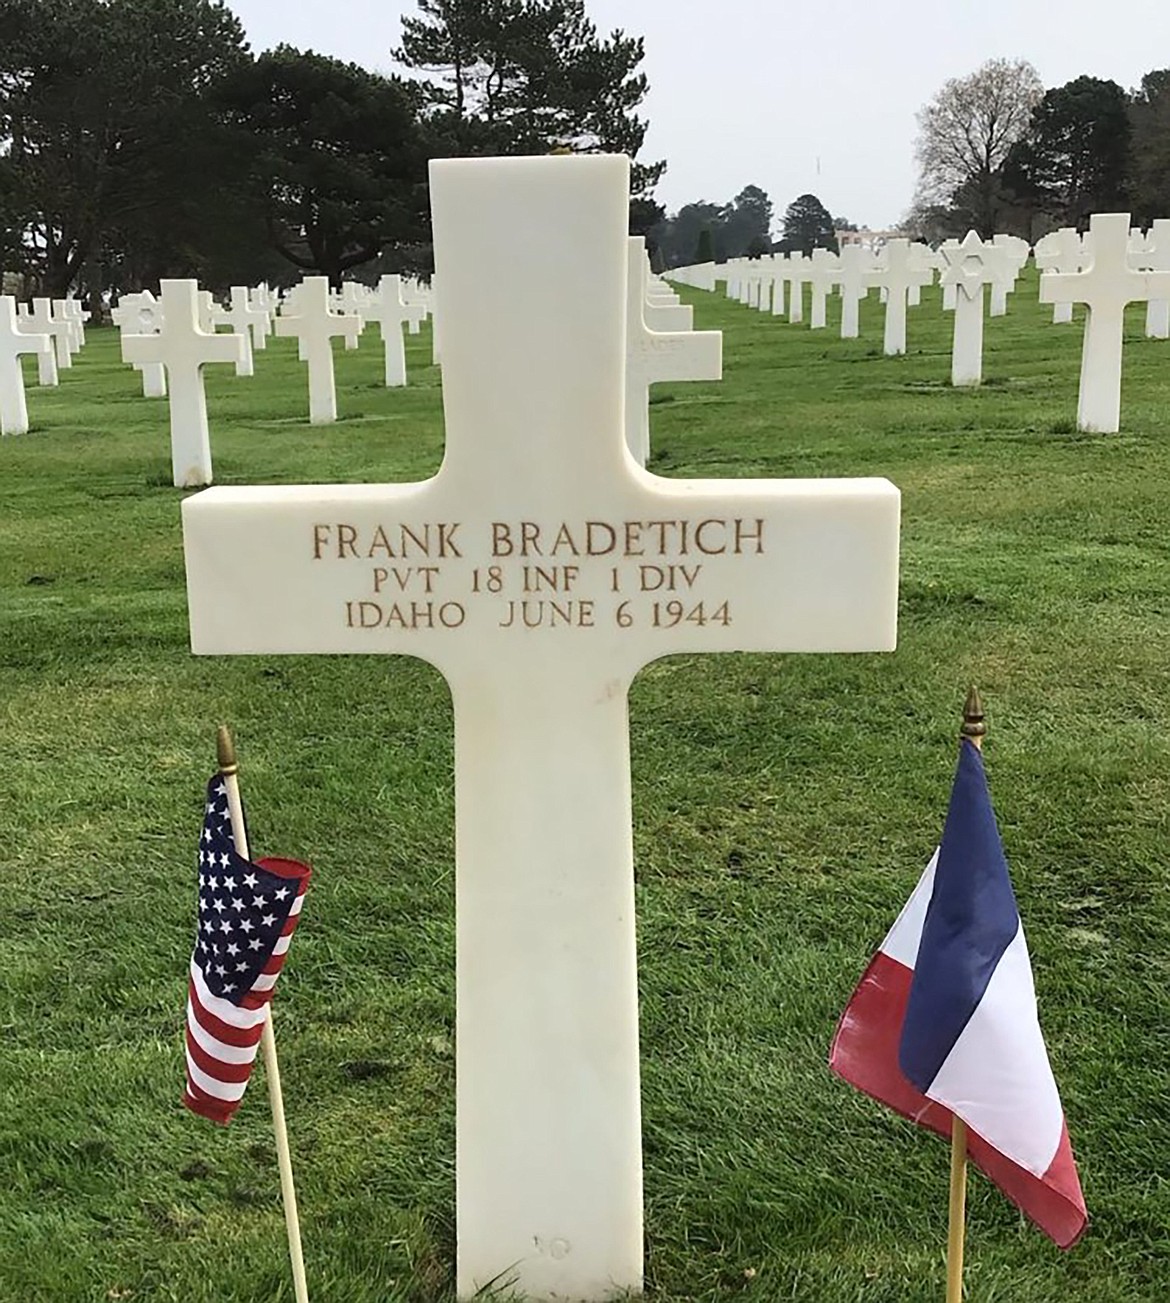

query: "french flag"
left=830, top=739, right=1087, bottom=1248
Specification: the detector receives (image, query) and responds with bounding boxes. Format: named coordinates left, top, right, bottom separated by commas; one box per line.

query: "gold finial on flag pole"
left=215, top=727, right=310, bottom=1303
left=216, top=724, right=238, bottom=775
left=961, top=686, right=985, bottom=747
left=946, top=687, right=984, bottom=1303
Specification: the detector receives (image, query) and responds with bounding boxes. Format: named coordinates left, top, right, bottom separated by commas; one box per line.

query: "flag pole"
left=946, top=686, right=985, bottom=1303
left=217, top=725, right=310, bottom=1303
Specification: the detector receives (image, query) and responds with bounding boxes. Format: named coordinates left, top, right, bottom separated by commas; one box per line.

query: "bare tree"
left=914, top=58, right=1043, bottom=236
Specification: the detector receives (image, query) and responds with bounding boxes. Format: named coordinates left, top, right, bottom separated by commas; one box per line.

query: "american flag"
left=184, top=775, right=310, bottom=1125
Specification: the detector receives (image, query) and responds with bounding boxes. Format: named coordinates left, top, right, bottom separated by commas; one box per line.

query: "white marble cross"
left=939, top=231, right=1007, bottom=387
left=1138, top=219, right=1170, bottom=338
left=275, top=276, right=362, bottom=423
left=751, top=259, right=773, bottom=314
left=181, top=154, right=901, bottom=1303
left=60, top=298, right=88, bottom=350
left=121, top=279, right=244, bottom=487
left=52, top=298, right=82, bottom=356
left=113, top=291, right=168, bottom=397
left=625, top=239, right=722, bottom=466
left=807, top=249, right=841, bottom=329
left=401, top=279, right=429, bottom=334
left=1039, top=212, right=1170, bottom=432
left=635, top=241, right=694, bottom=331
left=938, top=239, right=962, bottom=311
left=336, top=282, right=369, bottom=349
left=722, top=258, right=745, bottom=302
left=250, top=283, right=281, bottom=335
left=214, top=286, right=270, bottom=354
left=252, top=283, right=279, bottom=316
left=210, top=288, right=257, bottom=378
left=872, top=239, right=934, bottom=355
left=767, top=255, right=787, bottom=317
left=430, top=274, right=443, bottom=365
left=837, top=245, right=879, bottom=339
left=907, top=245, right=938, bottom=307
left=365, top=274, right=426, bottom=387
left=988, top=235, right=1029, bottom=317
left=786, top=253, right=810, bottom=324
left=24, top=299, right=73, bottom=369
left=0, top=296, right=52, bottom=435
left=1034, top=228, right=1083, bottom=324
left=16, top=307, right=59, bottom=386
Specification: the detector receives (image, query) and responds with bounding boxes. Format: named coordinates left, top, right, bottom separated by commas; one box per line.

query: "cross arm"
left=121, top=333, right=158, bottom=365
left=10, top=326, right=52, bottom=357
left=1036, top=269, right=1170, bottom=308
left=627, top=474, right=901, bottom=658
left=638, top=330, right=722, bottom=385
left=644, top=302, right=693, bottom=332
left=182, top=473, right=900, bottom=680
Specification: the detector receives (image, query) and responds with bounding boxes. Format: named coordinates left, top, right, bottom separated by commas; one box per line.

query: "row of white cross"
left=114, top=274, right=433, bottom=485
left=2, top=244, right=728, bottom=489
left=0, top=296, right=90, bottom=434
left=671, top=214, right=1170, bottom=433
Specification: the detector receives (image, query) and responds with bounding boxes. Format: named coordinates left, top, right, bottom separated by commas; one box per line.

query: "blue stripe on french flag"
left=899, top=740, right=1020, bottom=1091
left=830, top=740, right=1087, bottom=1249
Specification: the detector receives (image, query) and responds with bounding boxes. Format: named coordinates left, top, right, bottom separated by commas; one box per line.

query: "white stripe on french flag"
left=831, top=740, right=1087, bottom=1248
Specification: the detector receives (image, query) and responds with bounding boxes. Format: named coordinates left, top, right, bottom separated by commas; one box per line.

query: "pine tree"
left=781, top=193, right=837, bottom=255
left=393, top=0, right=664, bottom=194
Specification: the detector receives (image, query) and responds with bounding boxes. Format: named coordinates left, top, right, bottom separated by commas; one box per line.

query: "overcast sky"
left=230, top=0, right=1170, bottom=230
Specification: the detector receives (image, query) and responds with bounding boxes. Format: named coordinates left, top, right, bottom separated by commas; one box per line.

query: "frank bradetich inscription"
left=314, top=517, right=766, bottom=632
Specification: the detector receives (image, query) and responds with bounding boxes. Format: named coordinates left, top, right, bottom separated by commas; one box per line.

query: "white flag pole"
left=945, top=687, right=985, bottom=1303
left=217, top=725, right=310, bottom=1303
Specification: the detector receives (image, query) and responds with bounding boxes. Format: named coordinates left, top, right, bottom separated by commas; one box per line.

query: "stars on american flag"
left=183, top=771, right=311, bottom=1127
left=192, top=777, right=298, bottom=1004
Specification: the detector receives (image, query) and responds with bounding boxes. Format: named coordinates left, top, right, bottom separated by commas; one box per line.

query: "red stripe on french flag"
left=831, top=949, right=1087, bottom=1248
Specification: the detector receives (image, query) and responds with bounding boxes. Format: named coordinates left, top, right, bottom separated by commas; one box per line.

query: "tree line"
left=908, top=58, right=1170, bottom=240
left=0, top=0, right=664, bottom=297
left=650, top=188, right=851, bottom=268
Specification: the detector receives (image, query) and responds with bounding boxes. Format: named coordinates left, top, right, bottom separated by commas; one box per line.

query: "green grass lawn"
left=1, top=276, right=1168, bottom=1302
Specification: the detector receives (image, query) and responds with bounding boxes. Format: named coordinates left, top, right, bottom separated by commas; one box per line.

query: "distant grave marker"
left=787, top=253, right=809, bottom=324
left=366, top=274, right=426, bottom=387
left=113, top=291, right=167, bottom=398
left=275, top=277, right=362, bottom=424
left=24, top=299, right=73, bottom=369
left=121, top=279, right=244, bottom=487
left=808, top=249, right=841, bottom=329
left=0, top=295, right=52, bottom=435
left=625, top=239, right=722, bottom=465
left=989, top=235, right=1029, bottom=317
left=1034, top=228, right=1082, bottom=324
left=872, top=239, right=934, bottom=356
left=1039, top=212, right=1170, bottom=432
left=212, top=287, right=270, bottom=362
left=838, top=245, right=878, bottom=339
left=1139, top=219, right=1170, bottom=339
left=939, top=231, right=1005, bottom=387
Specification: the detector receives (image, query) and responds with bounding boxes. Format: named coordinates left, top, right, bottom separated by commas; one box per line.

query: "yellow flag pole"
left=217, top=725, right=310, bottom=1303
left=946, top=1114, right=968, bottom=1303
left=946, top=687, right=985, bottom=1303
